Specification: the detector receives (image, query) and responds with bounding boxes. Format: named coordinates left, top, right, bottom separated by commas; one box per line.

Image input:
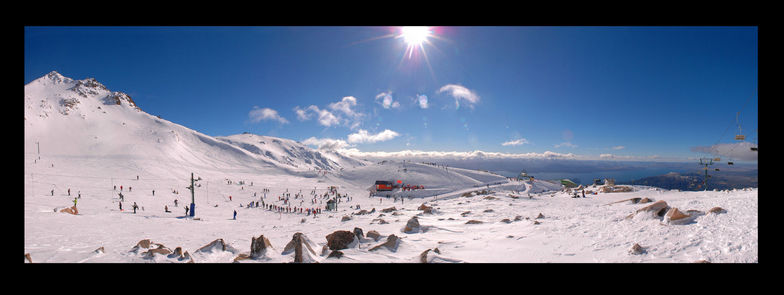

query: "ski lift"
left=735, top=112, right=746, bottom=141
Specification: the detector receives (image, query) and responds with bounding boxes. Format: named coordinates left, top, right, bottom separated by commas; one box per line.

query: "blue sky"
left=25, top=26, right=758, bottom=162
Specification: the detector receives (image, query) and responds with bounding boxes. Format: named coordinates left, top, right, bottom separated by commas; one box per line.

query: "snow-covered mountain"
left=23, top=72, right=757, bottom=263
left=216, top=133, right=367, bottom=172
left=23, top=71, right=365, bottom=175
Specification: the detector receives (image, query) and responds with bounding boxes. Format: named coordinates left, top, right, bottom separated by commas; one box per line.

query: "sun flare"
left=400, top=26, right=431, bottom=46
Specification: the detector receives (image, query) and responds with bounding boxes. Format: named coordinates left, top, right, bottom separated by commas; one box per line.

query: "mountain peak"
left=42, top=70, right=69, bottom=84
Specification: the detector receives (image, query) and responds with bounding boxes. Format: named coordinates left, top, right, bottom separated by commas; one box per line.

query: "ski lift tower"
left=187, top=172, right=201, bottom=217
left=699, top=158, right=715, bottom=191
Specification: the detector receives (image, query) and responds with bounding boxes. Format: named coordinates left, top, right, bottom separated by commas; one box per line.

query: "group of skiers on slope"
left=59, top=178, right=349, bottom=220
left=228, top=187, right=341, bottom=220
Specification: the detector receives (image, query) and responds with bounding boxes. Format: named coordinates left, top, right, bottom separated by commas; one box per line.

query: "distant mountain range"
left=619, top=170, right=758, bottom=191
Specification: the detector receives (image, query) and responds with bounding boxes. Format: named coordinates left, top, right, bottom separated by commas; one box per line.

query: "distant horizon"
left=25, top=26, right=758, bottom=165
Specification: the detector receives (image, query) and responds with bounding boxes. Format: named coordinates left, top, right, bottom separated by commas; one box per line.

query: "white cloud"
left=554, top=142, right=578, bottom=148
left=437, top=84, right=480, bottom=109
left=375, top=92, right=400, bottom=109
left=302, top=137, right=351, bottom=150
left=329, top=96, right=360, bottom=117
left=347, top=129, right=400, bottom=144
left=339, top=149, right=578, bottom=160
left=306, top=105, right=340, bottom=127
left=612, top=145, right=625, bottom=150
left=502, top=138, right=529, bottom=146
left=417, top=94, right=429, bottom=109
left=690, top=142, right=758, bottom=162
left=293, top=106, right=310, bottom=121
left=249, top=107, right=288, bottom=124
left=296, top=96, right=365, bottom=129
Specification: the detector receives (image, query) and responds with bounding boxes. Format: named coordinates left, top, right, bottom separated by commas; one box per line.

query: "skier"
left=120, top=185, right=123, bottom=191
left=152, top=190, right=155, bottom=196
left=129, top=187, right=132, bottom=192
left=233, top=210, right=237, bottom=220
left=132, top=202, right=139, bottom=214
left=581, top=189, right=585, bottom=198
left=51, top=189, right=54, bottom=196
left=78, top=191, right=81, bottom=199
left=119, top=202, right=123, bottom=211
left=68, top=188, right=71, bottom=196
left=73, top=197, right=77, bottom=207
left=165, top=205, right=170, bottom=213
left=185, top=205, right=189, bottom=216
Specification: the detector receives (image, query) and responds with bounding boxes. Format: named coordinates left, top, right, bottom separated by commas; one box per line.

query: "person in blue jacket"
left=233, top=210, right=237, bottom=220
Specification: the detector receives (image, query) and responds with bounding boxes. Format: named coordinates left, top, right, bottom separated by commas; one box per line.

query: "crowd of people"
left=234, top=184, right=355, bottom=219
left=51, top=175, right=362, bottom=221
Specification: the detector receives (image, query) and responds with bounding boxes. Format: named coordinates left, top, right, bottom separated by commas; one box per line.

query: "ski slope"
left=23, top=72, right=758, bottom=263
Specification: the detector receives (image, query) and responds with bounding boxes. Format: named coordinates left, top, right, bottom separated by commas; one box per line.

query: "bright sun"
left=400, top=26, right=431, bottom=46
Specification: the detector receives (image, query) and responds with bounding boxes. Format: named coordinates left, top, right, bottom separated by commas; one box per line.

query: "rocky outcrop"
left=327, top=250, right=344, bottom=259
left=196, top=238, right=239, bottom=254
left=250, top=235, right=273, bottom=259
left=143, top=247, right=172, bottom=259
left=626, top=200, right=669, bottom=219
left=59, top=206, right=79, bottom=215
left=369, top=234, right=400, bottom=252
left=353, top=227, right=364, bottom=240
left=663, top=207, right=702, bottom=225
left=366, top=230, right=381, bottom=241
left=419, top=247, right=461, bottom=263
left=283, top=232, right=319, bottom=263
left=402, top=217, right=421, bottom=233
left=629, top=243, right=646, bottom=255
left=418, top=204, right=434, bottom=214
left=325, top=230, right=358, bottom=250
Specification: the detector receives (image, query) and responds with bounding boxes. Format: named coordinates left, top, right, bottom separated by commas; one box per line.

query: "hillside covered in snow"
left=23, top=72, right=758, bottom=263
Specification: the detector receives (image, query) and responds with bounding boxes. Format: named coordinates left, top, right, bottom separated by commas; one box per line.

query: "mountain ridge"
left=24, top=71, right=364, bottom=174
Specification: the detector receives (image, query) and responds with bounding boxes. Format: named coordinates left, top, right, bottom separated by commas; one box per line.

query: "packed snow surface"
left=24, top=72, right=758, bottom=263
